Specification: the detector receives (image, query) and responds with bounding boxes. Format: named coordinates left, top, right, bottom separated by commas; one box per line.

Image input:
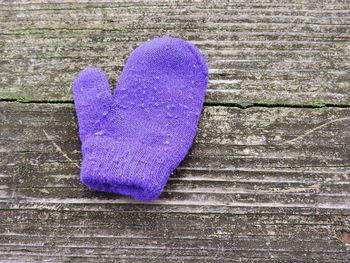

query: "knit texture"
left=73, top=37, right=208, bottom=201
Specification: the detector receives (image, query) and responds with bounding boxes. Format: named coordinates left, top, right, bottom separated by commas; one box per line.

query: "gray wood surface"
left=1, top=0, right=350, bottom=262
left=1, top=0, right=349, bottom=106
left=1, top=103, right=350, bottom=262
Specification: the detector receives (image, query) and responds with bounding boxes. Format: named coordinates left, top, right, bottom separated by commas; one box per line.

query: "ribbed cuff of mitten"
left=80, top=136, right=173, bottom=201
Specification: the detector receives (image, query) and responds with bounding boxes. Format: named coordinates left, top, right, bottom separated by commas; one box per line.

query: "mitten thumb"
left=73, top=67, right=113, bottom=140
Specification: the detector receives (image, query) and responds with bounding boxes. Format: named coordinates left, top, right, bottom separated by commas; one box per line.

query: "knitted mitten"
left=73, top=37, right=208, bottom=201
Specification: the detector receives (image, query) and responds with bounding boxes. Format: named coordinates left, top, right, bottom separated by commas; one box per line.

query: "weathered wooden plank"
left=1, top=102, right=349, bottom=262
left=0, top=0, right=349, bottom=106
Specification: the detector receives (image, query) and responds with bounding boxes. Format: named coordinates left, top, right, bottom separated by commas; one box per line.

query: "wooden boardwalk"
left=1, top=1, right=350, bottom=262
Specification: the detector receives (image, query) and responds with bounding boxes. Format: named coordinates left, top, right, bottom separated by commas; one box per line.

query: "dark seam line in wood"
left=0, top=98, right=349, bottom=109
left=204, top=102, right=350, bottom=109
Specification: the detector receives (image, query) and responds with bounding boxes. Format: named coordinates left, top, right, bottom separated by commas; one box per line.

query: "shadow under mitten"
left=73, top=37, right=208, bottom=201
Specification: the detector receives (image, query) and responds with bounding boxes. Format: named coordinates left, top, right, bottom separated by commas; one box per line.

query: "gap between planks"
left=0, top=99, right=350, bottom=109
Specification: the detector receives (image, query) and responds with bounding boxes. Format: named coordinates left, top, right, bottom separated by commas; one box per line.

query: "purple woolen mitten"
left=73, top=37, right=208, bottom=201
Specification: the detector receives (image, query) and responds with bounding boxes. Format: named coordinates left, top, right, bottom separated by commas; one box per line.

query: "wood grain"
left=0, top=0, right=349, bottom=106
left=1, top=0, right=350, bottom=261
left=1, top=102, right=349, bottom=262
